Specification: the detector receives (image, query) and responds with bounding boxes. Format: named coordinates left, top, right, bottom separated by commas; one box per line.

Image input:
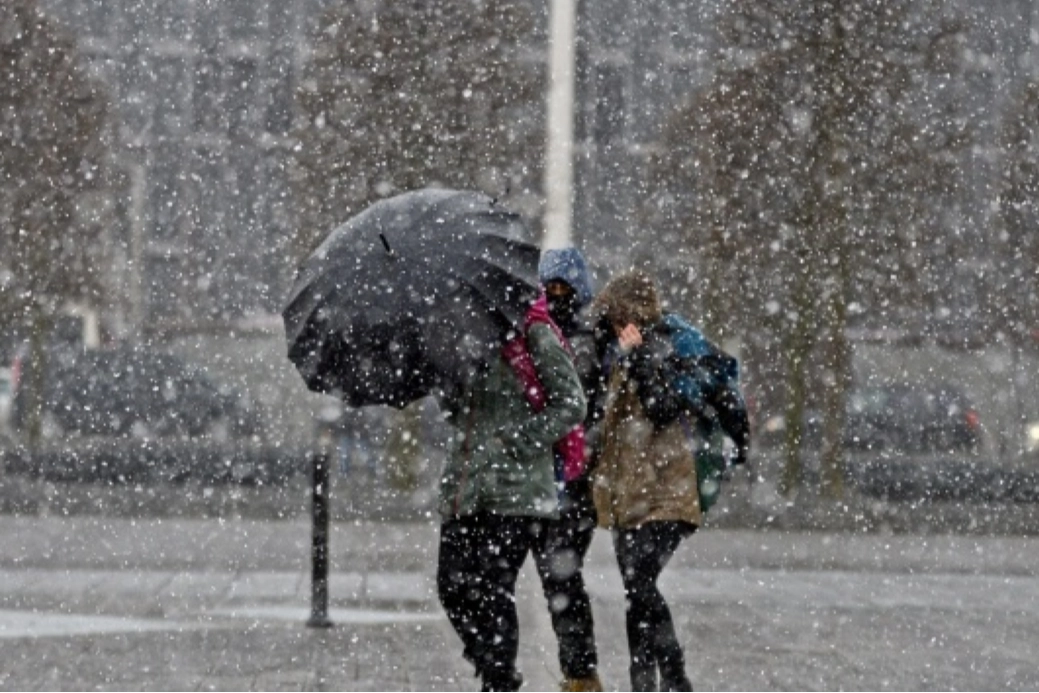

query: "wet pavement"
left=1, top=515, right=1038, bottom=691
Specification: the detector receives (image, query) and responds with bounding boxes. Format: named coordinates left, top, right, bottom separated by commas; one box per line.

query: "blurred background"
left=1, top=0, right=1038, bottom=524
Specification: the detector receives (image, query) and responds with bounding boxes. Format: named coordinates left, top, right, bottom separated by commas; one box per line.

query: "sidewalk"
left=2, top=516, right=1039, bottom=690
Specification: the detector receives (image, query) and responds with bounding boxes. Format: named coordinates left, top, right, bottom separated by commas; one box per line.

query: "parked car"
left=11, top=346, right=265, bottom=441
left=759, top=383, right=982, bottom=454
left=844, top=384, right=981, bottom=453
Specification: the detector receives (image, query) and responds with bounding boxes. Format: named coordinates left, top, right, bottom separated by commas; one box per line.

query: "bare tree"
left=290, top=0, right=546, bottom=262
left=288, top=0, right=547, bottom=445
left=0, top=0, right=112, bottom=447
left=996, top=81, right=1039, bottom=339
left=646, top=0, right=969, bottom=497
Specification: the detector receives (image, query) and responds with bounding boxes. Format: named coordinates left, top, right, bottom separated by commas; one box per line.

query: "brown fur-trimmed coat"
left=590, top=272, right=703, bottom=530
left=592, top=351, right=703, bottom=530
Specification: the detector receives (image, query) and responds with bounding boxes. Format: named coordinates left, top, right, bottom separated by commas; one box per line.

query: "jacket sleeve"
left=498, top=322, right=586, bottom=460
left=624, top=332, right=688, bottom=429
left=568, top=326, right=605, bottom=429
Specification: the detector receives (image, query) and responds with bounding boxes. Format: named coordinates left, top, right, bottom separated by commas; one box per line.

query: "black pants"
left=532, top=479, right=599, bottom=679
left=437, top=512, right=539, bottom=691
left=614, top=521, right=695, bottom=692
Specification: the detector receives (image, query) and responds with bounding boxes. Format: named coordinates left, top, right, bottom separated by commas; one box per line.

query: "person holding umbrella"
left=532, top=247, right=605, bottom=692
left=435, top=290, right=587, bottom=692
left=282, top=189, right=587, bottom=691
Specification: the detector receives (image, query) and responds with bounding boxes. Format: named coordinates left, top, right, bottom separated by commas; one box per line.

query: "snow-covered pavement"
left=0, top=516, right=1037, bottom=690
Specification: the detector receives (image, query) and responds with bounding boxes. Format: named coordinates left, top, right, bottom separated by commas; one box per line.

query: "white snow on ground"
left=654, top=567, right=1039, bottom=614
left=0, top=609, right=195, bottom=639
left=208, top=605, right=442, bottom=624
left=1, top=565, right=1036, bottom=640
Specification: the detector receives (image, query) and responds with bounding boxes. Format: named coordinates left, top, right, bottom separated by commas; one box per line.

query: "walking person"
left=589, top=270, right=705, bottom=692
left=533, top=248, right=605, bottom=692
left=436, top=292, right=587, bottom=692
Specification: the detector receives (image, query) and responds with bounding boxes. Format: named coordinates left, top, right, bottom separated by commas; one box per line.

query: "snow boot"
left=660, top=670, right=693, bottom=692
left=630, top=665, right=658, bottom=692
left=658, top=647, right=693, bottom=691
left=481, top=669, right=523, bottom=692
left=561, top=672, right=604, bottom=692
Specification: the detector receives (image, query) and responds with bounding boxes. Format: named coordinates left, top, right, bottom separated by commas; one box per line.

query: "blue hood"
left=538, top=247, right=594, bottom=308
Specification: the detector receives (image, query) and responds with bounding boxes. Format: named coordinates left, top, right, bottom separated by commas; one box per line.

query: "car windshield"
left=849, top=385, right=966, bottom=417
left=848, top=387, right=900, bottom=415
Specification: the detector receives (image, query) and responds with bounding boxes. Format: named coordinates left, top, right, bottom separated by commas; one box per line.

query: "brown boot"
left=561, top=673, right=604, bottom=692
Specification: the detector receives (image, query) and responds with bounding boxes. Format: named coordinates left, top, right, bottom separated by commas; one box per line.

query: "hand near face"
left=616, top=323, right=643, bottom=354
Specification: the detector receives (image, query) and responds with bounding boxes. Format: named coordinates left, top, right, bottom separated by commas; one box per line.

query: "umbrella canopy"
left=283, top=189, right=541, bottom=408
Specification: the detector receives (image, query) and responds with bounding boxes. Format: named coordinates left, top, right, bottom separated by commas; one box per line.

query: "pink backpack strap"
left=501, top=292, right=587, bottom=482
left=501, top=336, right=546, bottom=410
left=522, top=293, right=571, bottom=355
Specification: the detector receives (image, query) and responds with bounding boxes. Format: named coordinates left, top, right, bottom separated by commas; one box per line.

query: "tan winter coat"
left=592, top=362, right=703, bottom=530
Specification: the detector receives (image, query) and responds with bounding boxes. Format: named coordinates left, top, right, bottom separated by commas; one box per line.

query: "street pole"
left=307, top=424, right=334, bottom=628
left=543, top=0, right=577, bottom=250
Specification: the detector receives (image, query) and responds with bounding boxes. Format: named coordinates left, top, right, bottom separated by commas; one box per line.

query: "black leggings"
left=613, top=521, right=694, bottom=692
left=437, top=512, right=538, bottom=691
left=532, top=480, right=598, bottom=678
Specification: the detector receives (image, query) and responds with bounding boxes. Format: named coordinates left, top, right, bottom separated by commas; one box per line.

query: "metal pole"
left=543, top=0, right=577, bottom=250
left=307, top=447, right=333, bottom=628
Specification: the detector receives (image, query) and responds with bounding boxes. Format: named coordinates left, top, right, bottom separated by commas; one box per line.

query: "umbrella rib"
left=283, top=189, right=544, bottom=408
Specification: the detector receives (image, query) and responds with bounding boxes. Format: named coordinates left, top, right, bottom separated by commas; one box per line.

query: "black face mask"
left=547, top=292, right=580, bottom=326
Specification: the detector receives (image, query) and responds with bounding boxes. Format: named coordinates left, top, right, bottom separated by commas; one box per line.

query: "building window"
left=188, top=145, right=225, bottom=251
left=590, top=0, right=630, bottom=50
left=193, top=58, right=224, bottom=133
left=631, top=57, right=664, bottom=144
left=265, top=54, right=294, bottom=135
left=667, top=61, right=704, bottom=109
left=121, top=53, right=152, bottom=137
left=154, top=0, right=190, bottom=41
left=268, top=0, right=298, bottom=43
left=149, top=148, right=183, bottom=242
left=193, top=1, right=223, bottom=49
left=594, top=65, right=625, bottom=146
left=229, top=150, right=260, bottom=231
left=154, top=58, right=188, bottom=139
left=227, top=58, right=258, bottom=138
left=81, top=0, right=115, bottom=40
left=256, top=154, right=291, bottom=312
left=144, top=255, right=182, bottom=322
left=227, top=0, right=264, bottom=42
left=574, top=37, right=593, bottom=142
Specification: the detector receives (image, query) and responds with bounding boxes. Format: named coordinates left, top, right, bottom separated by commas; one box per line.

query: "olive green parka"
left=437, top=322, right=586, bottom=519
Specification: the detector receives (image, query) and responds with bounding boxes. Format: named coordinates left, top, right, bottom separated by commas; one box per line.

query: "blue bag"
left=664, top=314, right=750, bottom=512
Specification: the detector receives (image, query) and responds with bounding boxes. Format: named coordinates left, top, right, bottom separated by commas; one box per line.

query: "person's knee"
left=436, top=563, right=469, bottom=608
left=548, top=547, right=581, bottom=579
left=546, top=589, right=574, bottom=616
left=624, top=583, right=662, bottom=612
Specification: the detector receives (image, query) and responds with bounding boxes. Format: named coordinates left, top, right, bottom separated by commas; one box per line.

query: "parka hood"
left=538, top=247, right=594, bottom=308
left=593, top=270, right=663, bottom=329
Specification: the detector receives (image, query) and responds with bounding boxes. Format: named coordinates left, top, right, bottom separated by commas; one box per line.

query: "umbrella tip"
left=379, top=233, right=394, bottom=256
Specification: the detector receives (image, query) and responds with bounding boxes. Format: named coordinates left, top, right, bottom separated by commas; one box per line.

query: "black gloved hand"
left=732, top=443, right=749, bottom=467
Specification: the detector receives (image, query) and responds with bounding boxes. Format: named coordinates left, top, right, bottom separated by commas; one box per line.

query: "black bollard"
left=307, top=448, right=333, bottom=628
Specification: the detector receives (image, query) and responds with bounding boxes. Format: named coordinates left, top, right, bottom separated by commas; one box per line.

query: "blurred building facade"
left=571, top=0, right=1039, bottom=338
left=572, top=0, right=720, bottom=271
left=35, top=0, right=1039, bottom=341
left=38, top=0, right=338, bottom=339
left=34, top=0, right=714, bottom=337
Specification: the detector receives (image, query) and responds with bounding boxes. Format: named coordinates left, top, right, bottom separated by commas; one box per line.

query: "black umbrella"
left=282, top=189, right=541, bottom=408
